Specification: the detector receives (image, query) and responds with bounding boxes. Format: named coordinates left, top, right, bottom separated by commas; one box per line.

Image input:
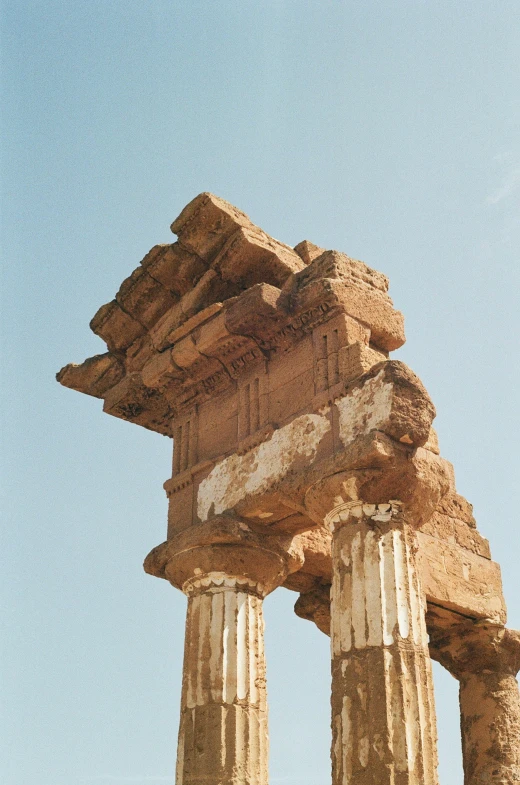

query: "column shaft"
left=176, top=573, right=268, bottom=785
left=459, top=670, right=520, bottom=784
left=328, top=503, right=438, bottom=785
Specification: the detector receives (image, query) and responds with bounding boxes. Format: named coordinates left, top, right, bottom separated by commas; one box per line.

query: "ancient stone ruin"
left=58, top=193, right=520, bottom=785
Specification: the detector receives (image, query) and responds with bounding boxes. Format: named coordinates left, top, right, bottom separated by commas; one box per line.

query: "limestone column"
left=176, top=572, right=268, bottom=785
left=430, top=621, right=520, bottom=785
left=325, top=500, right=439, bottom=785
left=144, top=517, right=303, bottom=785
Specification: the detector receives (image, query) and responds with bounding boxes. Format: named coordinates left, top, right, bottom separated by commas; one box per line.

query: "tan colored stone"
left=140, top=242, right=207, bottom=296
left=295, top=249, right=390, bottom=292
left=296, top=276, right=404, bottom=351
left=147, top=518, right=303, bottom=785
left=57, top=352, right=124, bottom=398
left=327, top=502, right=439, bottom=785
left=224, top=282, right=285, bottom=338
left=90, top=299, right=145, bottom=353
left=338, top=341, right=386, bottom=383
left=171, top=192, right=255, bottom=261
left=58, top=193, right=517, bottom=784
left=115, top=266, right=178, bottom=329
left=429, top=618, right=520, bottom=785
left=212, top=226, right=305, bottom=288
left=293, top=527, right=332, bottom=580
left=436, top=490, right=476, bottom=526
left=149, top=279, right=225, bottom=351
left=293, top=239, right=326, bottom=265
left=102, top=373, right=172, bottom=435
left=124, top=334, right=154, bottom=373
left=417, top=531, right=506, bottom=622
left=421, top=502, right=491, bottom=559
left=152, top=302, right=223, bottom=353
left=141, top=349, right=184, bottom=392
left=424, top=426, right=440, bottom=454
left=294, top=585, right=331, bottom=635
left=340, top=360, right=436, bottom=446
left=144, top=516, right=303, bottom=595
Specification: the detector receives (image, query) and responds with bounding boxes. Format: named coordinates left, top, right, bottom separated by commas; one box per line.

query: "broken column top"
left=57, top=192, right=405, bottom=435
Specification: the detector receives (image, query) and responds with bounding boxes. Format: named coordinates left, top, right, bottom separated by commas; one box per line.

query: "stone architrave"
left=325, top=500, right=438, bottom=785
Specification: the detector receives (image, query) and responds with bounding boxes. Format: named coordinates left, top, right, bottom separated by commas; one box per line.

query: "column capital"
left=429, top=619, right=520, bottom=679
left=324, top=499, right=402, bottom=532
left=144, top=515, right=304, bottom=597
left=182, top=571, right=265, bottom=597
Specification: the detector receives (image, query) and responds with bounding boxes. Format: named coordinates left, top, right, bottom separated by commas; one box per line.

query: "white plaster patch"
left=197, top=412, right=331, bottom=521
left=336, top=370, right=394, bottom=446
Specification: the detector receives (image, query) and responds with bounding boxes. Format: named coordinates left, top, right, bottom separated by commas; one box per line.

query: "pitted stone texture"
left=58, top=193, right=406, bottom=433
left=171, top=192, right=257, bottom=261
left=150, top=524, right=303, bottom=785
left=337, top=361, right=436, bottom=448
left=176, top=572, right=268, bottom=785
left=328, top=502, right=439, bottom=785
left=57, top=192, right=516, bottom=785
left=56, top=352, right=124, bottom=398
left=293, top=239, right=326, bottom=265
left=140, top=243, right=208, bottom=297
left=281, top=250, right=404, bottom=351
left=190, top=360, right=441, bottom=527
left=144, top=517, right=304, bottom=596
left=429, top=616, right=520, bottom=785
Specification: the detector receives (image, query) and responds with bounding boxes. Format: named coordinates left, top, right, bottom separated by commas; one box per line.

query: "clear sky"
left=2, top=2, right=519, bottom=784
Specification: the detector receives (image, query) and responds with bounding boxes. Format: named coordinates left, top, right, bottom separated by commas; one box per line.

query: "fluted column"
left=429, top=621, right=520, bottom=785
left=144, top=517, right=303, bottom=785
left=325, top=500, right=439, bottom=785
left=176, top=572, right=268, bottom=785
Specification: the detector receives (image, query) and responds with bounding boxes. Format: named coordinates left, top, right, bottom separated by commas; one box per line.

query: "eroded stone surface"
left=58, top=194, right=516, bottom=785
left=326, top=502, right=439, bottom=785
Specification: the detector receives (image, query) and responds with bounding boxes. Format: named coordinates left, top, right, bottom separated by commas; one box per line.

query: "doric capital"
left=429, top=618, right=520, bottom=679
left=324, top=499, right=402, bottom=532
left=303, top=442, right=450, bottom=528
left=182, top=571, right=265, bottom=597
left=143, top=515, right=304, bottom=597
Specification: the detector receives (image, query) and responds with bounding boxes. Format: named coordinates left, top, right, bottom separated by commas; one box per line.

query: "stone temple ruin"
left=58, top=193, right=520, bottom=785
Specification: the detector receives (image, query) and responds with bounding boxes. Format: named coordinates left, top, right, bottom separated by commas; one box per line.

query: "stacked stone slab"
left=58, top=193, right=519, bottom=785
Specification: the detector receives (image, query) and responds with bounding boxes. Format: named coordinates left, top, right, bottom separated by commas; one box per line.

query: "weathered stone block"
left=90, top=300, right=145, bottom=353
left=213, top=226, right=305, bottom=288
left=293, top=239, right=326, bottom=265
left=417, top=531, right=506, bottom=622
left=102, top=373, right=172, bottom=435
left=141, top=349, right=184, bottom=392
left=141, top=243, right=207, bottom=296
left=337, top=361, right=436, bottom=448
left=289, top=276, right=405, bottom=351
left=115, top=266, right=178, bottom=329
left=57, top=353, right=124, bottom=398
left=290, top=249, right=389, bottom=293
left=338, top=341, right=386, bottom=383
left=197, top=388, right=238, bottom=464
left=224, top=283, right=286, bottom=344
left=171, top=192, right=255, bottom=261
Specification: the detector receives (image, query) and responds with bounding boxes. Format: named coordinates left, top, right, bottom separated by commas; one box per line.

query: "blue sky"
left=2, top=2, right=519, bottom=784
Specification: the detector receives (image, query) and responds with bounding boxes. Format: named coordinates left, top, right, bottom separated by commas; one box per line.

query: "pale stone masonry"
left=58, top=193, right=519, bottom=784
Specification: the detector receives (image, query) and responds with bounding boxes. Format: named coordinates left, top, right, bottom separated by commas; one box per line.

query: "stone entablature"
left=58, top=193, right=518, bottom=785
